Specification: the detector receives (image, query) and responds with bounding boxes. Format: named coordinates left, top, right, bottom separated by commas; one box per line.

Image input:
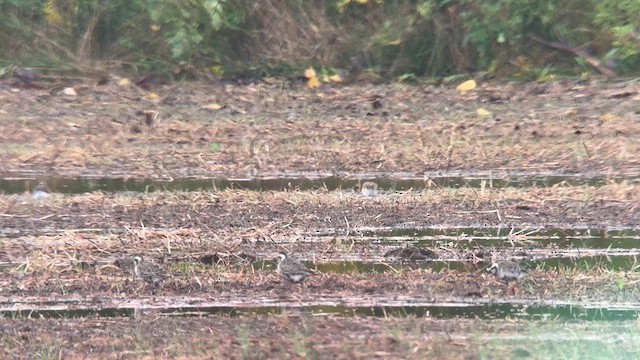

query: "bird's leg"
left=151, top=281, right=163, bottom=295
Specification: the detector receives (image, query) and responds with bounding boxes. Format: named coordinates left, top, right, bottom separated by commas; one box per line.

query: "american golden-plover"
left=277, top=253, right=313, bottom=284
left=360, top=181, right=378, bottom=197
left=114, top=257, right=136, bottom=280
left=488, top=260, right=529, bottom=281
left=32, top=181, right=50, bottom=201
left=133, top=256, right=166, bottom=293
left=113, top=255, right=165, bottom=294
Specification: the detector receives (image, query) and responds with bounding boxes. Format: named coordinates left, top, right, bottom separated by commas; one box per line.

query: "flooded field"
left=2, top=176, right=640, bottom=358
left=1, top=79, right=640, bottom=358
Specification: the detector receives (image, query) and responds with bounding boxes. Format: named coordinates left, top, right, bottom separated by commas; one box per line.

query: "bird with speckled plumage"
left=488, top=261, right=529, bottom=281
left=360, top=182, right=378, bottom=197
left=277, top=253, right=313, bottom=284
left=32, top=181, right=50, bottom=201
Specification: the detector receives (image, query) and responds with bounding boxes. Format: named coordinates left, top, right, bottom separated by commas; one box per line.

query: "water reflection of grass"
left=478, top=320, right=640, bottom=360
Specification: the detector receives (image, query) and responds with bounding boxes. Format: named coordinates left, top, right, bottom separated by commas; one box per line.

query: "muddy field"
left=1, top=77, right=640, bottom=359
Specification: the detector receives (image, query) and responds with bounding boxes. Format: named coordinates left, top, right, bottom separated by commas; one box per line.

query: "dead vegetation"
left=1, top=79, right=640, bottom=358
left=1, top=80, right=639, bottom=178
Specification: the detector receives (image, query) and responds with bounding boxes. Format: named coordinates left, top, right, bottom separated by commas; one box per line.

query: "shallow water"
left=1, top=172, right=636, bottom=194
left=3, top=302, right=637, bottom=321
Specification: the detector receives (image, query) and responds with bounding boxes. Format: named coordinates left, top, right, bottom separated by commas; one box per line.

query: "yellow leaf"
left=304, top=67, right=317, bottom=79
left=118, top=78, right=131, bottom=86
left=146, top=93, right=159, bottom=100
left=210, top=65, right=224, bottom=76
left=307, top=76, right=320, bottom=88
left=62, top=87, right=77, bottom=96
left=457, top=80, right=477, bottom=93
left=329, top=74, right=343, bottom=83
left=515, top=56, right=532, bottom=70
left=601, top=113, right=617, bottom=122
left=150, top=24, right=160, bottom=32
left=43, top=1, right=62, bottom=25
left=202, top=103, right=224, bottom=110
left=476, top=108, right=492, bottom=116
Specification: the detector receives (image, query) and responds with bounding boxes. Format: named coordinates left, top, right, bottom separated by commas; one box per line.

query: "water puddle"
left=2, top=301, right=637, bottom=321
left=253, top=253, right=639, bottom=274
left=538, top=255, right=640, bottom=271
left=282, top=261, right=475, bottom=273
left=1, top=171, right=635, bottom=194
left=304, top=227, right=640, bottom=250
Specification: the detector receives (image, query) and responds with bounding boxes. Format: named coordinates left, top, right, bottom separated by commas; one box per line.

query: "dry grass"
left=3, top=181, right=640, bottom=209
left=1, top=312, right=639, bottom=359
left=2, top=80, right=640, bottom=359
left=1, top=81, right=639, bottom=178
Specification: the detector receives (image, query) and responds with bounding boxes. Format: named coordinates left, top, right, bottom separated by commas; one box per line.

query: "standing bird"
left=360, top=181, right=379, bottom=197
left=133, top=256, right=166, bottom=293
left=488, top=261, right=529, bottom=281
left=277, top=253, right=313, bottom=284
left=114, top=257, right=136, bottom=281
left=32, top=181, right=50, bottom=201
left=13, top=67, right=39, bottom=84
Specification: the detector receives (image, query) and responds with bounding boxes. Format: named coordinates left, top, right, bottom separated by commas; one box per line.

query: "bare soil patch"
left=2, top=184, right=639, bottom=236
left=1, top=79, right=639, bottom=178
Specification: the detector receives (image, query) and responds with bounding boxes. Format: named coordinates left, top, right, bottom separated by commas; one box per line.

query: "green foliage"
left=0, top=0, right=46, bottom=55
left=115, top=0, right=246, bottom=70
left=145, top=0, right=229, bottom=60
left=0, top=0, right=246, bottom=72
left=210, top=142, right=221, bottom=153
left=1, top=0, right=639, bottom=77
left=461, top=0, right=568, bottom=68
left=458, top=0, right=640, bottom=75
left=594, top=1, right=640, bottom=72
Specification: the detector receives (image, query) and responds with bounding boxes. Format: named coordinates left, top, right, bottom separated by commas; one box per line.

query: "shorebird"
left=12, top=67, right=39, bottom=83
left=277, top=253, right=313, bottom=284
left=360, top=181, right=378, bottom=197
left=488, top=261, right=529, bottom=281
left=114, top=257, right=136, bottom=281
left=133, top=256, right=166, bottom=293
left=32, top=181, right=50, bottom=201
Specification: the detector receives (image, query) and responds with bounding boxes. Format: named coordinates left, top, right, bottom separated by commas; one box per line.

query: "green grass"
left=477, top=320, right=640, bottom=360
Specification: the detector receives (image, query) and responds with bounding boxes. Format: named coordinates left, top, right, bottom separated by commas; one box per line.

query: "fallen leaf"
left=307, top=76, right=320, bottom=89
left=118, top=78, right=131, bottom=86
left=202, top=103, right=224, bottom=111
left=18, top=153, right=40, bottom=162
left=304, top=67, right=317, bottom=79
left=329, top=74, right=343, bottom=83
left=601, top=113, right=618, bottom=122
left=62, top=87, right=77, bottom=96
left=457, top=80, right=477, bottom=93
left=476, top=108, right=492, bottom=116
left=211, top=65, right=224, bottom=76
